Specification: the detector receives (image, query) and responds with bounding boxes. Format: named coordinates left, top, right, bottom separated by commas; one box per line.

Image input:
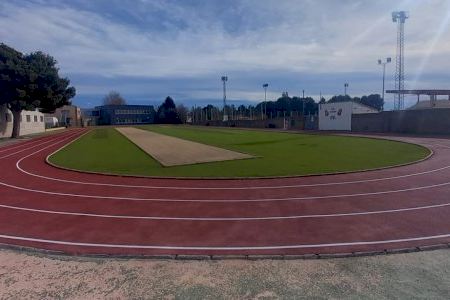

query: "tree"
left=102, top=91, right=126, bottom=106
left=0, top=44, right=76, bottom=138
left=176, top=104, right=188, bottom=123
left=156, top=96, right=181, bottom=124
left=360, top=94, right=383, bottom=111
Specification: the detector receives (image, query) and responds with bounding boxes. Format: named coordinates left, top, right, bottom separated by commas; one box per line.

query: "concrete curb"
left=1, top=242, right=449, bottom=261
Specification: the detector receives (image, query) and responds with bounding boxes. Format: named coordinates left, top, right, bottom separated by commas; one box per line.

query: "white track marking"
left=14, top=135, right=450, bottom=191
left=434, top=143, right=450, bottom=149
left=0, top=137, right=53, bottom=154
left=1, top=177, right=450, bottom=202
left=0, top=202, right=449, bottom=221
left=0, top=134, right=77, bottom=159
left=2, top=129, right=450, bottom=202
left=2, top=132, right=450, bottom=202
left=0, top=233, right=449, bottom=250
left=18, top=160, right=450, bottom=190
left=0, top=131, right=73, bottom=154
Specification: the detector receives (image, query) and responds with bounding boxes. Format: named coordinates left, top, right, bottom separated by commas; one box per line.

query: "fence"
left=192, top=115, right=317, bottom=130
left=352, top=109, right=450, bottom=135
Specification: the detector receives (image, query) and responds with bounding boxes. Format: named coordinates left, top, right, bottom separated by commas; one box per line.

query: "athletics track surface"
left=0, top=129, right=449, bottom=257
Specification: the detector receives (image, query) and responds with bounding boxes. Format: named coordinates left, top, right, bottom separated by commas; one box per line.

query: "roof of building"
left=408, top=100, right=450, bottom=110
left=386, top=89, right=450, bottom=95
left=320, top=101, right=379, bottom=111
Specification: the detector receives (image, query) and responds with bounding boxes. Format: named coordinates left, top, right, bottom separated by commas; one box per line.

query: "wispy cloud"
left=1, top=0, right=450, bottom=109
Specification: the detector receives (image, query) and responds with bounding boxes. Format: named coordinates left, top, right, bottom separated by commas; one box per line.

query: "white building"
left=0, top=105, right=46, bottom=138
left=319, top=101, right=379, bottom=131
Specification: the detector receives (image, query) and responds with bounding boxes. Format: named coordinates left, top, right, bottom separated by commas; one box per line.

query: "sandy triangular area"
left=116, top=127, right=253, bottom=167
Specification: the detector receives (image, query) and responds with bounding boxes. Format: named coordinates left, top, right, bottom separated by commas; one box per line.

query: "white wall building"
left=0, top=105, right=46, bottom=138
left=319, top=101, right=379, bottom=131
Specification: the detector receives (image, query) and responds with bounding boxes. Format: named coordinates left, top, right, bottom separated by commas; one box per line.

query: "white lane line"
left=0, top=233, right=449, bottom=250
left=4, top=129, right=450, bottom=202
left=1, top=202, right=449, bottom=221
left=0, top=131, right=72, bottom=154
left=0, top=137, right=52, bottom=154
left=15, top=138, right=450, bottom=191
left=0, top=134, right=77, bottom=159
left=17, top=160, right=450, bottom=190
left=1, top=177, right=450, bottom=202
left=434, top=143, right=450, bottom=149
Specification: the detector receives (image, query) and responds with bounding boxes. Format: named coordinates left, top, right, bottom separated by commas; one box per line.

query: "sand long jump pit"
left=116, top=127, right=253, bottom=167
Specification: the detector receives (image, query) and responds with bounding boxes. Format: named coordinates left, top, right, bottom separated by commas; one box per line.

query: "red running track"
left=0, top=128, right=449, bottom=257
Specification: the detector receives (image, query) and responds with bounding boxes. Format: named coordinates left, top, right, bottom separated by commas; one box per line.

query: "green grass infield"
left=48, top=126, right=430, bottom=178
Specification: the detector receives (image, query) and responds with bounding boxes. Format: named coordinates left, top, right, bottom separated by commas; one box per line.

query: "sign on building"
left=318, top=102, right=352, bottom=131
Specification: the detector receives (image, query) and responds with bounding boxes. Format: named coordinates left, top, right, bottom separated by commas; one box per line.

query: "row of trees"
left=0, top=44, right=76, bottom=137
left=326, top=94, right=383, bottom=111
left=189, top=92, right=383, bottom=122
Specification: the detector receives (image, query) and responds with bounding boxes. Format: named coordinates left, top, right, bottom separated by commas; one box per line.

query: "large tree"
left=156, top=96, right=181, bottom=124
left=102, top=91, right=126, bottom=106
left=0, top=44, right=75, bottom=138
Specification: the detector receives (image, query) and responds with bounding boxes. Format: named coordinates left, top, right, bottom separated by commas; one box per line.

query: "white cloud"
left=1, top=0, right=450, bottom=105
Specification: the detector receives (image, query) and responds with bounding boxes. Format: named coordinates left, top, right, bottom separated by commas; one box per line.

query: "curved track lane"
left=0, top=128, right=449, bottom=256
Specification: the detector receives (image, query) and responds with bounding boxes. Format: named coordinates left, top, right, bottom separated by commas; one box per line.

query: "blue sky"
left=1, top=0, right=450, bottom=109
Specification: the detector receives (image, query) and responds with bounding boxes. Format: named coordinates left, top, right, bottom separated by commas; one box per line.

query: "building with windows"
left=93, top=105, right=156, bottom=125
left=45, top=105, right=81, bottom=127
left=0, top=104, right=45, bottom=138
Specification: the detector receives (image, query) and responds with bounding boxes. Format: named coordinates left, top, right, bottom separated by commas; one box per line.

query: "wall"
left=45, top=105, right=81, bottom=127
left=192, top=116, right=307, bottom=130
left=0, top=105, right=46, bottom=138
left=352, top=109, right=450, bottom=134
left=319, top=102, right=353, bottom=131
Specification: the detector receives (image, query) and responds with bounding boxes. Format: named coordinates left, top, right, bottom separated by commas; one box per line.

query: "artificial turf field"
left=49, top=126, right=430, bottom=178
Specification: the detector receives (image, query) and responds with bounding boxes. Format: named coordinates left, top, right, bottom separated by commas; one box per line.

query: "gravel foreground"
left=0, top=249, right=449, bottom=299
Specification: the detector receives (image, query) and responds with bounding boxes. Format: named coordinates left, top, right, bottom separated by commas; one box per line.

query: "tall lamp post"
left=221, top=76, right=228, bottom=121
left=344, top=83, right=349, bottom=96
left=262, top=83, right=268, bottom=120
left=378, top=57, right=391, bottom=111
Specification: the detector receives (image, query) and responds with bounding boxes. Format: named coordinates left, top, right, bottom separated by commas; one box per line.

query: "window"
left=26, top=115, right=31, bottom=122
left=34, top=115, right=38, bottom=122
left=40, top=116, right=44, bottom=122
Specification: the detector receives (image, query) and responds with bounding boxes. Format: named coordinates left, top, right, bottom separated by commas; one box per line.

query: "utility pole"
left=262, top=83, right=268, bottom=120
left=221, top=76, right=228, bottom=121
left=378, top=57, right=391, bottom=111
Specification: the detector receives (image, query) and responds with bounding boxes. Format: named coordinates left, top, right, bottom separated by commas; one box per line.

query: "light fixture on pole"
left=262, top=83, right=268, bottom=120
left=344, top=83, right=349, bottom=96
left=221, top=76, right=228, bottom=121
left=378, top=57, right=391, bottom=111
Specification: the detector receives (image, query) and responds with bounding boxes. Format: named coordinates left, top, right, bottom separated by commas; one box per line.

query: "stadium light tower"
left=378, top=57, right=391, bottom=110
left=392, top=11, right=409, bottom=110
left=221, top=76, right=228, bottom=121
left=262, top=83, right=268, bottom=119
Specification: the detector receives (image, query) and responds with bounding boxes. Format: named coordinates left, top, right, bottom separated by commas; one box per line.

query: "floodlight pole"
left=378, top=57, right=391, bottom=111
left=221, top=76, right=228, bottom=121
left=262, top=83, right=268, bottom=120
left=392, top=11, right=408, bottom=110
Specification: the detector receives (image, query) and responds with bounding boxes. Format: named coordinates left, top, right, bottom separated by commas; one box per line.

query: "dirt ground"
left=0, top=248, right=448, bottom=299
left=116, top=127, right=252, bottom=166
